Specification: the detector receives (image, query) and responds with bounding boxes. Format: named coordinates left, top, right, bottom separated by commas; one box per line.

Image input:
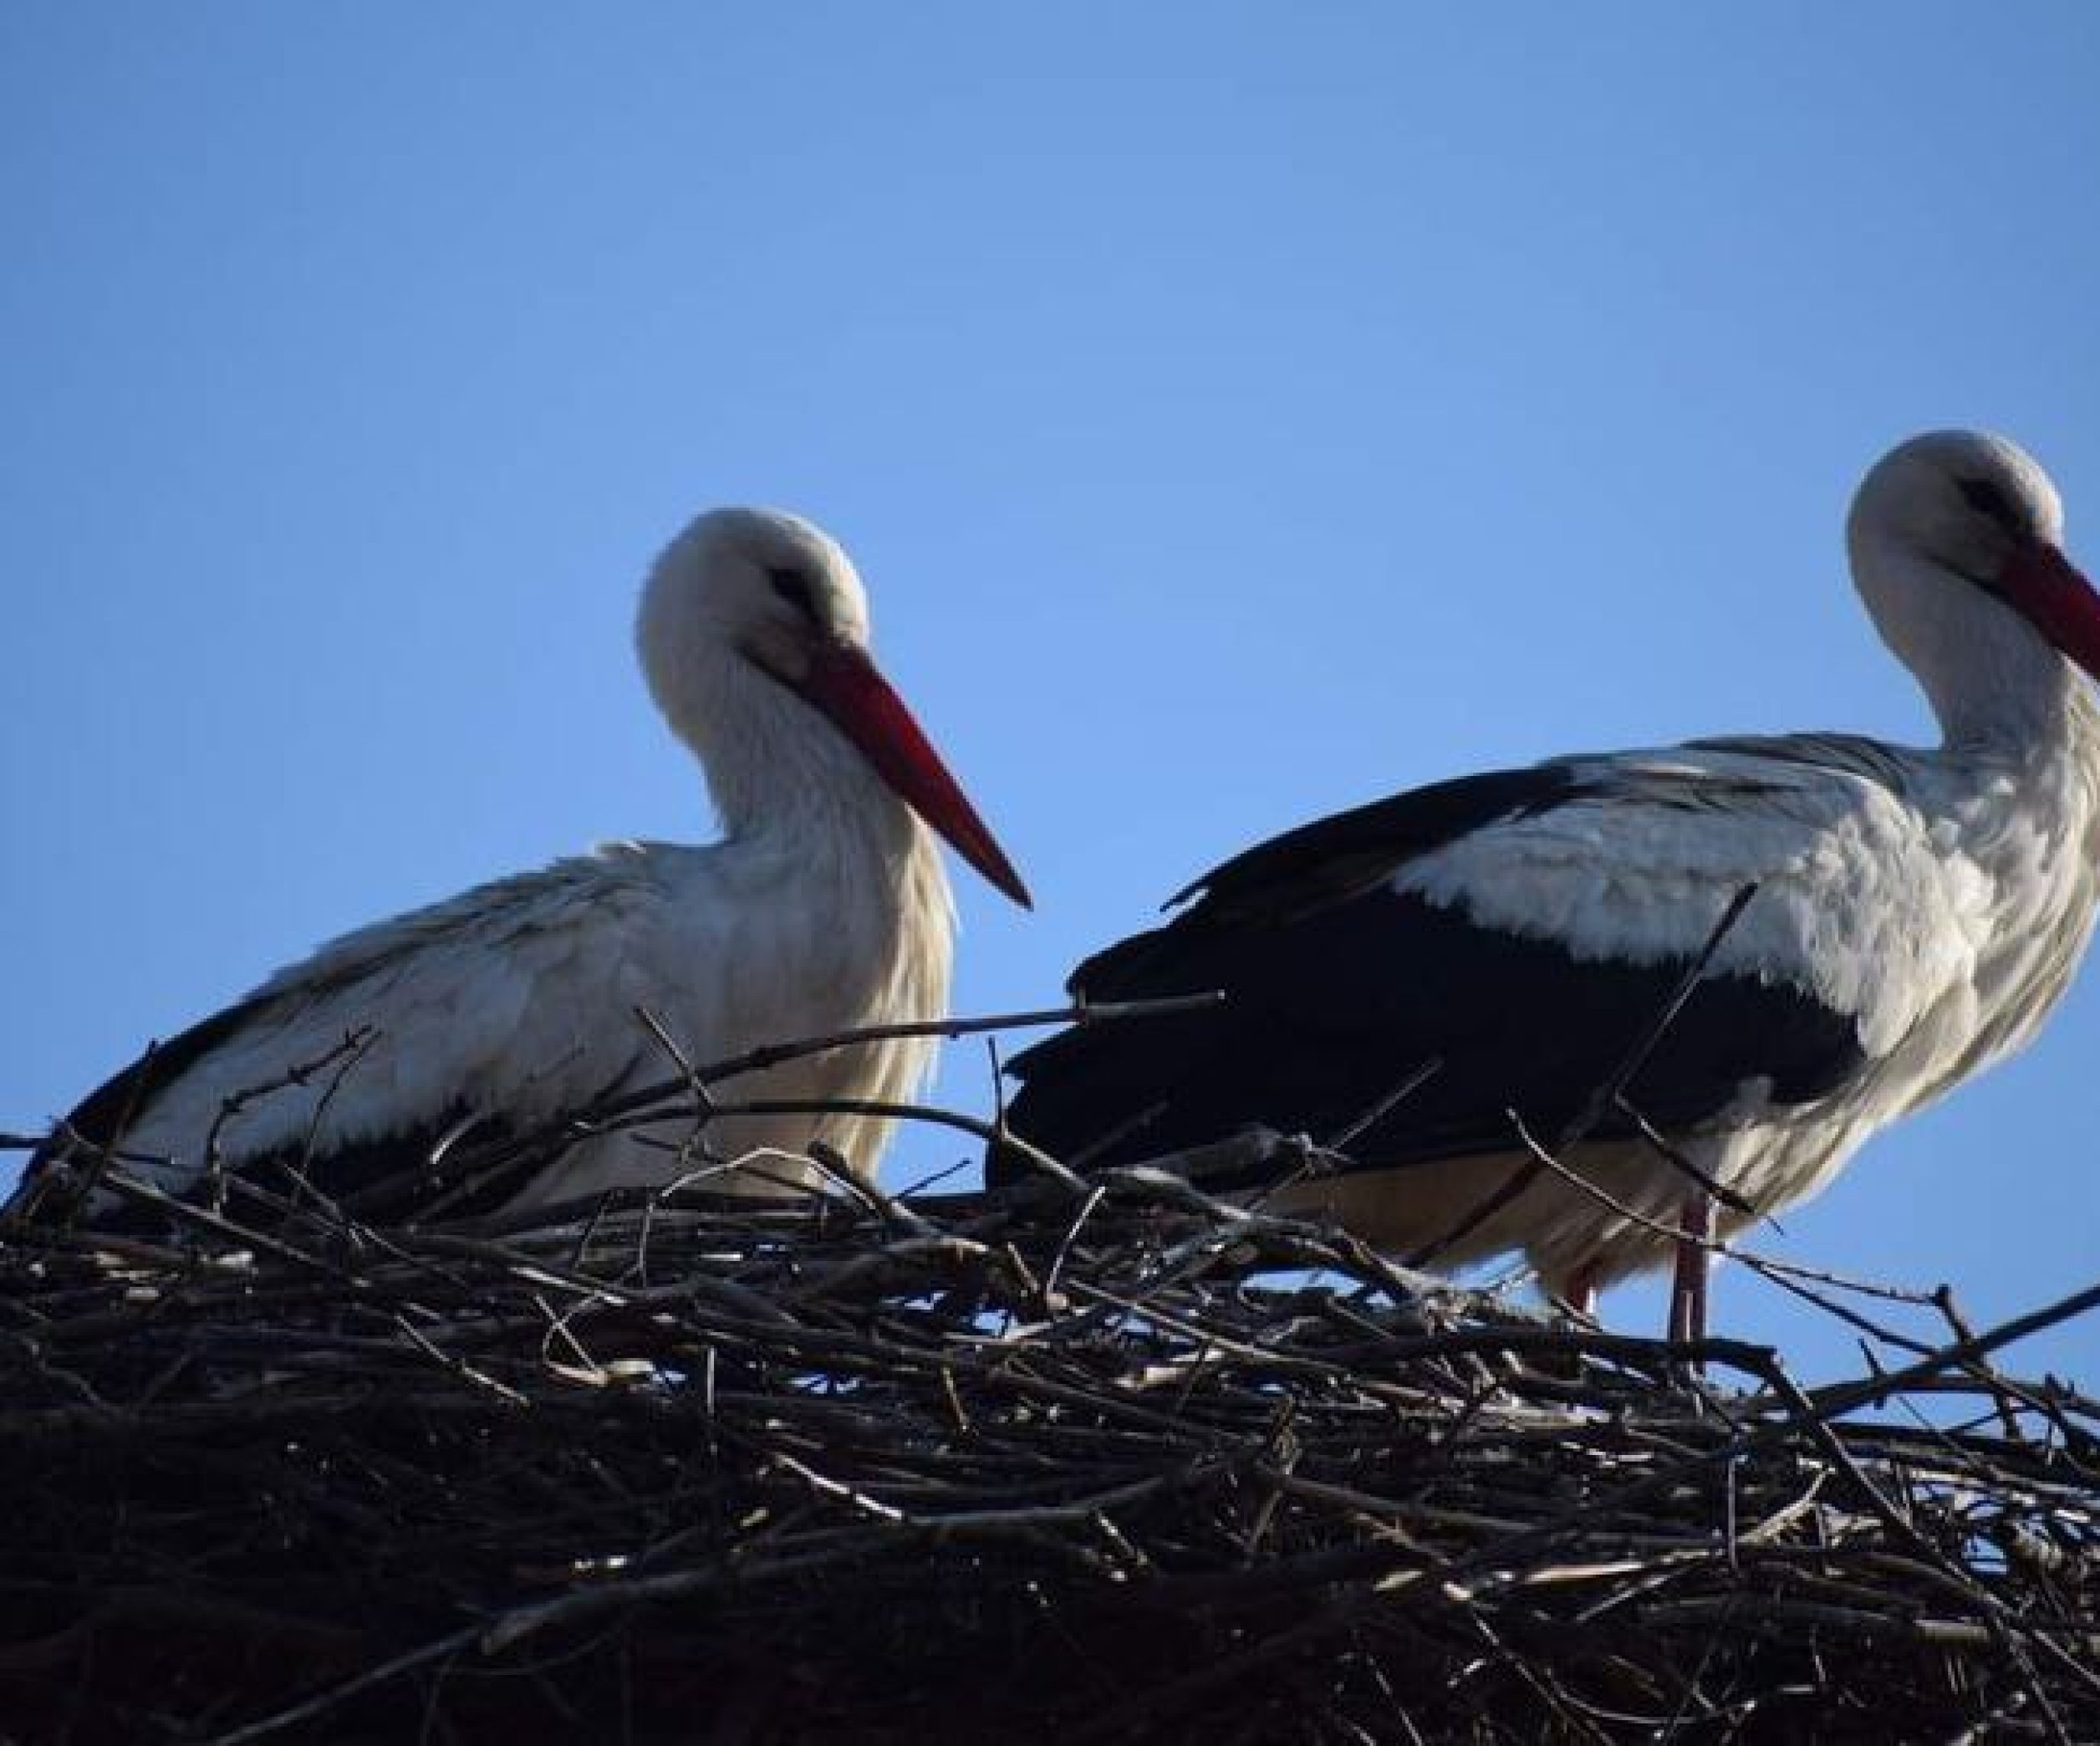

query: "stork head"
left=638, top=508, right=1031, bottom=907
left=1848, top=430, right=2100, bottom=735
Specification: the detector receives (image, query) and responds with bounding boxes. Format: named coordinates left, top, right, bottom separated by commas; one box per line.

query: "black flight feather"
left=993, top=763, right=1864, bottom=1187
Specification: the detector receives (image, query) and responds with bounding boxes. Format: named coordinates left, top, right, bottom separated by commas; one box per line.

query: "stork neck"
left=737, top=746, right=932, bottom=876
left=1939, top=642, right=2086, bottom=754
left=1854, top=539, right=2090, bottom=753
left=680, top=650, right=937, bottom=884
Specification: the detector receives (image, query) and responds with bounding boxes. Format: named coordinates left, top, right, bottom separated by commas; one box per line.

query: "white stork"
left=15, top=508, right=1029, bottom=1225
left=995, top=430, right=2100, bottom=1340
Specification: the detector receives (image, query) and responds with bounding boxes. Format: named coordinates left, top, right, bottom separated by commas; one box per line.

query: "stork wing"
left=12, top=847, right=671, bottom=1225
left=997, top=748, right=1958, bottom=1182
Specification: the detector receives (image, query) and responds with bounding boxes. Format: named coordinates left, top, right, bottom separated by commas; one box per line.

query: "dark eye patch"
left=1957, top=476, right=2021, bottom=533
left=767, top=565, right=820, bottom=620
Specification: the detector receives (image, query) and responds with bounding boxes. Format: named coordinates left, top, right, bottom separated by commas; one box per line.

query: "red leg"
left=1562, top=1259, right=1601, bottom=1320
left=1668, top=1191, right=1715, bottom=1344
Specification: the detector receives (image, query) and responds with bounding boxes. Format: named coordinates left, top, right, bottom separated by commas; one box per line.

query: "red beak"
left=1997, top=542, right=2100, bottom=684
left=794, top=645, right=1032, bottom=908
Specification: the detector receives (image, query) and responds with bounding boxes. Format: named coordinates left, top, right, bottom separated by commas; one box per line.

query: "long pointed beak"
left=794, top=644, right=1032, bottom=908
left=1998, top=542, right=2100, bottom=683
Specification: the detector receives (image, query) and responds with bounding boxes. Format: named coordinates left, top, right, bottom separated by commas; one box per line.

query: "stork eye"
left=767, top=566, right=820, bottom=620
left=1957, top=477, right=2020, bottom=531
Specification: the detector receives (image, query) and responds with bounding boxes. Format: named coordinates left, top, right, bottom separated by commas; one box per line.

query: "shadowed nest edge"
left=3, top=1020, right=2098, bottom=1744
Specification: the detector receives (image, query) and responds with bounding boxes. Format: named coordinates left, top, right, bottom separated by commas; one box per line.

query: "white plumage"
left=19, top=508, right=1028, bottom=1222
left=1398, top=726, right=2095, bottom=1067
left=1002, top=431, right=2100, bottom=1338
left=1347, top=702, right=2100, bottom=1296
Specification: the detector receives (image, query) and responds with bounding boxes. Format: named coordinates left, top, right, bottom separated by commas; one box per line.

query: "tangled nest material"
left=3, top=1017, right=2098, bottom=1744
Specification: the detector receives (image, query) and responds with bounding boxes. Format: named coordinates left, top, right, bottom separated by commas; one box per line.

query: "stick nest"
left=3, top=1115, right=2098, bottom=1743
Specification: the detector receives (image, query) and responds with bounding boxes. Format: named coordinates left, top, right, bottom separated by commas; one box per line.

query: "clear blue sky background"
left=5, top=5, right=2097, bottom=1382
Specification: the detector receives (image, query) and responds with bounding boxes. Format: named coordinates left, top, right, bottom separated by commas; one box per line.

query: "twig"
left=3, top=1004, right=2097, bottom=1744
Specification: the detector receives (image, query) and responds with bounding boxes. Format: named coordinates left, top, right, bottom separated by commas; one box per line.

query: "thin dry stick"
left=4, top=1000, right=2097, bottom=1744
left=585, top=993, right=1226, bottom=1131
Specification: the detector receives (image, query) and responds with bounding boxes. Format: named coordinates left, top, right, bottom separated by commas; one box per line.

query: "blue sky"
left=5, top=4, right=2097, bottom=1381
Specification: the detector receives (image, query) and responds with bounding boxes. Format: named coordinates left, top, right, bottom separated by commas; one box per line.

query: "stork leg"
left=1667, top=1191, right=1715, bottom=1344
left=1562, top=1259, right=1601, bottom=1321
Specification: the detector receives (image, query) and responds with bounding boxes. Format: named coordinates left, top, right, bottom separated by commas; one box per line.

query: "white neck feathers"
left=1851, top=536, right=2084, bottom=751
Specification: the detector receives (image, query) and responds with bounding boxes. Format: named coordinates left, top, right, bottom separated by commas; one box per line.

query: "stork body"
left=997, top=432, right=2100, bottom=1335
left=18, top=508, right=1027, bottom=1223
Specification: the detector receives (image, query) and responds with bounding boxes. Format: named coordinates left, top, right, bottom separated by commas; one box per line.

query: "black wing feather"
left=996, top=763, right=1864, bottom=1185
